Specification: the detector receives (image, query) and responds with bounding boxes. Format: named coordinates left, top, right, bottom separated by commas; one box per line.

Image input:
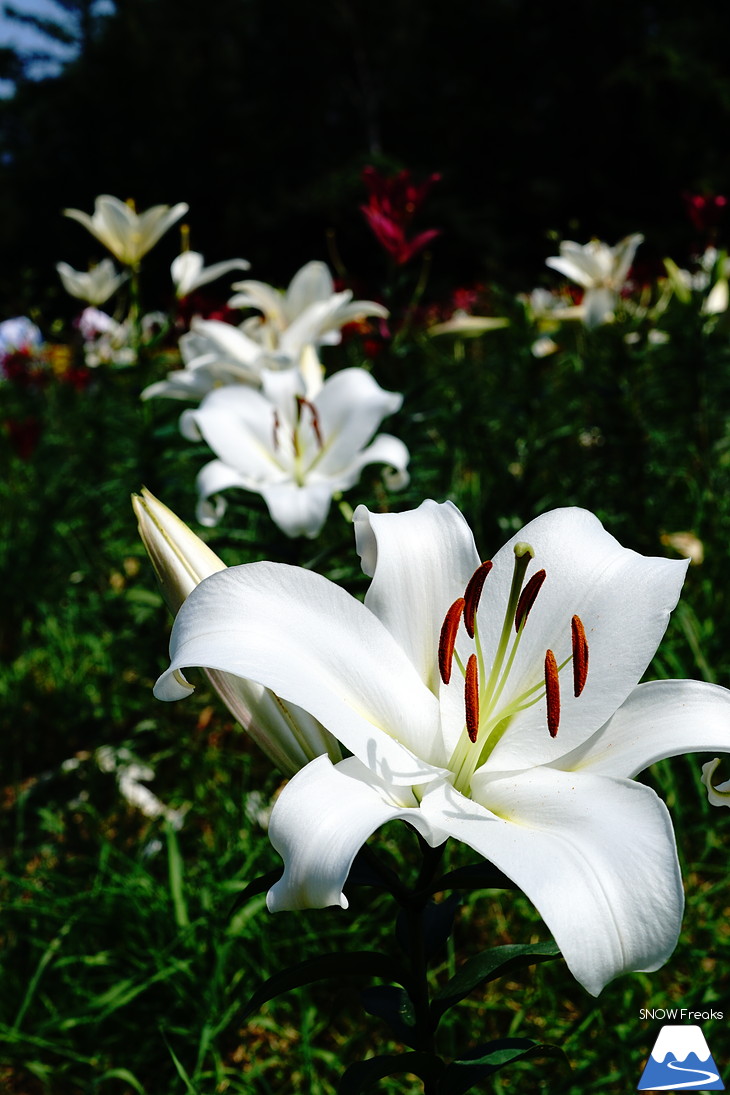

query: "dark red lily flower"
left=683, top=192, right=727, bottom=236
left=361, top=166, right=442, bottom=265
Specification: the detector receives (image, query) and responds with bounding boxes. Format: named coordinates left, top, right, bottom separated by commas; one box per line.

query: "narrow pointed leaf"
left=241, top=952, right=411, bottom=1021
left=338, top=1052, right=444, bottom=1094
left=431, top=941, right=561, bottom=1024
left=359, top=984, right=417, bottom=1045
left=439, top=1039, right=567, bottom=1095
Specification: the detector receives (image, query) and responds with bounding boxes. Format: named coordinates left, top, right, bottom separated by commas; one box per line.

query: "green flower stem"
left=405, top=841, right=448, bottom=1093
left=128, top=263, right=142, bottom=362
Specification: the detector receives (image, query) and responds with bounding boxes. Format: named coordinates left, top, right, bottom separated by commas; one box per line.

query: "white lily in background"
left=140, top=326, right=277, bottom=403
left=133, top=487, right=340, bottom=775
left=180, top=367, right=409, bottom=537
left=154, top=501, right=730, bottom=996
left=64, top=194, right=188, bottom=267
left=56, top=258, right=128, bottom=306
left=229, top=259, right=388, bottom=361
left=545, top=233, right=644, bottom=327
left=77, top=307, right=135, bottom=368
left=0, top=316, right=43, bottom=356
left=171, top=250, right=251, bottom=299
left=428, top=314, right=509, bottom=337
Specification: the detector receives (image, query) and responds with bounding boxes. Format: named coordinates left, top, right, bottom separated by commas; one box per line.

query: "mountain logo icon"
left=638, top=1025, right=725, bottom=1090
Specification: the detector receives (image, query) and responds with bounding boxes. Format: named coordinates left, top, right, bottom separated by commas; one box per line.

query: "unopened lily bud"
left=132, top=487, right=225, bottom=615
left=134, top=488, right=341, bottom=776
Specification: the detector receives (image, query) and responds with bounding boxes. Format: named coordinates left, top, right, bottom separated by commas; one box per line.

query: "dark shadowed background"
left=2, top=0, right=730, bottom=312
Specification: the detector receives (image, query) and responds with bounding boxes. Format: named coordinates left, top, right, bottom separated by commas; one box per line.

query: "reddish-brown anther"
left=296, top=396, right=324, bottom=448
left=463, top=561, right=493, bottom=638
left=465, top=654, right=480, bottom=742
left=514, top=569, right=547, bottom=631
left=544, top=649, right=560, bottom=738
left=438, top=597, right=465, bottom=685
left=571, top=614, right=589, bottom=697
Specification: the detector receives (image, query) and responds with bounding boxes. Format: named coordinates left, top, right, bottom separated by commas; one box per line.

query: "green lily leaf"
left=439, top=1038, right=568, bottom=1095
left=338, top=1051, right=445, bottom=1094
left=431, top=941, right=561, bottom=1024
left=241, top=952, right=411, bottom=1021
left=396, top=894, right=461, bottom=959
left=359, top=984, right=417, bottom=1045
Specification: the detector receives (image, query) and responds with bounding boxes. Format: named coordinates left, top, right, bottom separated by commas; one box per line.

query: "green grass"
left=2, top=285, right=730, bottom=1093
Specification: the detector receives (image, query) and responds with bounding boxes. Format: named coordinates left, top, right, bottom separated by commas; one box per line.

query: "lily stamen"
left=465, top=654, right=480, bottom=742
left=514, top=568, right=547, bottom=631
left=297, top=396, right=324, bottom=449
left=463, top=561, right=493, bottom=639
left=438, top=597, right=465, bottom=685
left=544, top=649, right=560, bottom=737
left=571, top=614, right=589, bottom=697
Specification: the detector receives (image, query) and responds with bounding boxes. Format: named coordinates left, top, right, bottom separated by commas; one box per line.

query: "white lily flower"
left=78, top=307, right=135, bottom=368
left=428, top=313, right=509, bottom=337
left=153, top=501, right=730, bottom=996
left=171, top=251, right=251, bottom=299
left=545, top=233, right=644, bottom=327
left=64, top=194, right=188, bottom=267
left=0, top=316, right=42, bottom=355
left=180, top=368, right=409, bottom=538
left=229, top=259, right=388, bottom=360
left=141, top=319, right=302, bottom=404
left=133, top=488, right=341, bottom=775
left=140, top=327, right=269, bottom=403
left=56, top=258, right=128, bottom=306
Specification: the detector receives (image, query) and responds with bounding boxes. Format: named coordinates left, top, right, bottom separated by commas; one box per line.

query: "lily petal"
left=353, top=499, right=480, bottom=694
left=476, top=508, right=688, bottom=768
left=191, top=318, right=270, bottom=368
left=284, top=260, right=335, bottom=320
left=154, top=562, right=447, bottom=778
left=267, top=755, right=446, bottom=911
left=545, top=253, right=596, bottom=289
left=311, top=368, right=402, bottom=474
left=228, top=279, right=288, bottom=328
left=258, top=480, right=336, bottom=539
left=583, top=286, right=617, bottom=328
left=329, top=433, right=410, bottom=491
left=182, top=386, right=286, bottom=480
left=553, top=679, right=730, bottom=778
left=422, top=768, right=684, bottom=996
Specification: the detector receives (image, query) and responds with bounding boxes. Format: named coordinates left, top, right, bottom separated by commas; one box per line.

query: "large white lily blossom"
left=171, top=250, right=251, bottom=299
left=153, top=501, right=730, bottom=996
left=64, top=194, right=188, bottom=267
left=179, top=367, right=410, bottom=538
left=56, top=258, right=128, bottom=306
left=545, top=233, right=644, bottom=328
left=133, top=487, right=341, bottom=775
left=229, top=259, right=388, bottom=360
